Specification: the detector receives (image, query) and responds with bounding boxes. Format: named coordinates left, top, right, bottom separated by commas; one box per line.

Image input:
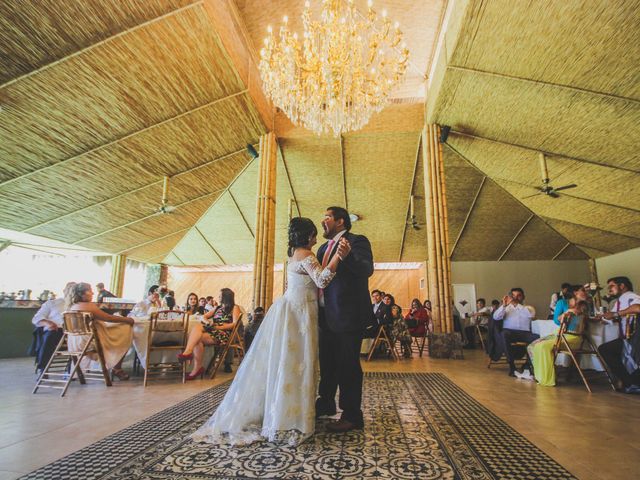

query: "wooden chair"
left=208, top=314, right=245, bottom=379
left=366, top=324, right=400, bottom=361
left=410, top=329, right=428, bottom=357
left=33, top=311, right=111, bottom=397
left=143, top=310, right=189, bottom=387
left=552, top=317, right=616, bottom=393
left=487, top=341, right=529, bottom=369
left=475, top=323, right=488, bottom=351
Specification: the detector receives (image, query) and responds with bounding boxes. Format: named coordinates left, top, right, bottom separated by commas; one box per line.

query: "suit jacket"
left=317, top=231, right=374, bottom=333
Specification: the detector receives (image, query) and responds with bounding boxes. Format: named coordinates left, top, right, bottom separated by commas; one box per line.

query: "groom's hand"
left=337, top=238, right=351, bottom=259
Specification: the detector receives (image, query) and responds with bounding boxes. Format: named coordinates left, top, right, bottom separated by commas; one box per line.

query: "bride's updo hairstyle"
left=287, top=217, right=317, bottom=257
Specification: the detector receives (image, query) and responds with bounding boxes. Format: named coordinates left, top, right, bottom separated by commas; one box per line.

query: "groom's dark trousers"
left=316, top=232, right=374, bottom=427
left=318, top=310, right=364, bottom=425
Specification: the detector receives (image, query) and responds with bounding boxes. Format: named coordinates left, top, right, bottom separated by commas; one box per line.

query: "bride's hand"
left=337, top=238, right=351, bottom=259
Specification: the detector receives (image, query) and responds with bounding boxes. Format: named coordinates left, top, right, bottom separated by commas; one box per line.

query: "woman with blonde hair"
left=68, top=282, right=134, bottom=380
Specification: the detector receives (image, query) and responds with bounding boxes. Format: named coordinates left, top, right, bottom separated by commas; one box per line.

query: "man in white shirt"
left=493, top=287, right=538, bottom=376
left=31, top=282, right=75, bottom=372
left=130, top=288, right=161, bottom=317
left=463, top=298, right=491, bottom=349
left=599, top=276, right=640, bottom=391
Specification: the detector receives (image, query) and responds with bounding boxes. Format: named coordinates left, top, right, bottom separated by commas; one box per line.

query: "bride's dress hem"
left=191, top=426, right=313, bottom=447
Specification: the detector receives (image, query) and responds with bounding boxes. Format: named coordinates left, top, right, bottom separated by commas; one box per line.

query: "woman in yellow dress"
left=525, top=285, right=588, bottom=386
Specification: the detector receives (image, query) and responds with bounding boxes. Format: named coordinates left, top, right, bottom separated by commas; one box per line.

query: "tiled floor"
left=1, top=351, right=638, bottom=480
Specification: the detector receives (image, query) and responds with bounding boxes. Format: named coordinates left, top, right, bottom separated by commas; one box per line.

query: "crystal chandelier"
left=259, top=0, right=409, bottom=136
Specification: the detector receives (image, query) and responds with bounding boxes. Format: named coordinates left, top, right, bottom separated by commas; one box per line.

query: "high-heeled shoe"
left=186, top=367, right=204, bottom=380
left=177, top=352, right=193, bottom=362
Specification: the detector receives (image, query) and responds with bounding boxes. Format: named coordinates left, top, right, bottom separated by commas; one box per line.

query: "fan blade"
left=548, top=191, right=560, bottom=198
left=522, top=192, right=543, bottom=199
left=552, top=184, right=578, bottom=192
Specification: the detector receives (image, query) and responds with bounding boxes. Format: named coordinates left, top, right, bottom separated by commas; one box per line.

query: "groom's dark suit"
left=316, top=231, right=374, bottom=426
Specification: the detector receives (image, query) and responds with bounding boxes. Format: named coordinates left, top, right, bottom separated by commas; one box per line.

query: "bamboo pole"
left=422, top=127, right=440, bottom=333
left=588, top=258, right=602, bottom=309
left=438, top=135, right=453, bottom=333
left=109, top=254, right=126, bottom=297
left=252, top=132, right=278, bottom=310
left=429, top=125, right=446, bottom=331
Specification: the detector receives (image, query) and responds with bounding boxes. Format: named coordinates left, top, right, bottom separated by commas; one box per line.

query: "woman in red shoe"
left=178, top=288, right=242, bottom=380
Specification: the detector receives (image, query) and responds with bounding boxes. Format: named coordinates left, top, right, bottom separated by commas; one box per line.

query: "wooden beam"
left=450, top=130, right=640, bottom=175
left=0, top=1, right=204, bottom=90
left=398, top=134, right=422, bottom=262
left=116, top=228, right=190, bottom=255
left=228, top=190, right=255, bottom=238
left=278, top=143, right=301, bottom=217
left=339, top=135, right=348, bottom=209
left=539, top=216, right=640, bottom=243
left=447, top=65, right=640, bottom=106
left=451, top=176, right=486, bottom=257
left=0, top=240, right=12, bottom=253
left=139, top=251, right=174, bottom=264
left=22, top=147, right=246, bottom=232
left=73, top=189, right=225, bottom=245
left=498, top=214, right=534, bottom=261
left=0, top=90, right=249, bottom=189
left=201, top=0, right=273, bottom=129
left=552, top=242, right=571, bottom=260
left=11, top=244, right=64, bottom=256
left=194, top=226, right=226, bottom=265
left=171, top=252, right=186, bottom=266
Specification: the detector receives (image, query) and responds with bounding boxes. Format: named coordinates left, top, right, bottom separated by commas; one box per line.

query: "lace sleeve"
left=300, top=255, right=336, bottom=289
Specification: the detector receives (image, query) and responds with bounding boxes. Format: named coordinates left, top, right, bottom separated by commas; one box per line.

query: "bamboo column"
left=159, top=264, right=168, bottom=286
left=252, top=132, right=278, bottom=310
left=588, top=258, right=602, bottom=309
left=109, top=254, right=126, bottom=297
left=422, top=124, right=453, bottom=335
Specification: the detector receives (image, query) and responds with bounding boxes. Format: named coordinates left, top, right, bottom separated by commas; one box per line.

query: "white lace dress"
left=191, top=255, right=335, bottom=447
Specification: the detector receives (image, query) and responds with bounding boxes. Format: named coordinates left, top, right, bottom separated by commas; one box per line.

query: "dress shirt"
left=32, top=298, right=65, bottom=328
left=318, top=229, right=347, bottom=307
left=612, top=291, right=640, bottom=337
left=373, top=301, right=383, bottom=314
left=474, top=306, right=491, bottom=326
left=130, top=298, right=158, bottom=317
left=493, top=303, right=535, bottom=331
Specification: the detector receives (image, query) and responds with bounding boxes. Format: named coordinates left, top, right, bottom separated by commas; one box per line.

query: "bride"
left=191, top=217, right=348, bottom=446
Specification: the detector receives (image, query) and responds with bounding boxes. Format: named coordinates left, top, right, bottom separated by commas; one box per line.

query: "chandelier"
left=259, top=0, right=409, bottom=136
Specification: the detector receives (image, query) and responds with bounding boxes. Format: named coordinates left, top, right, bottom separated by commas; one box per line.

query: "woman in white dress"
left=191, top=217, right=346, bottom=446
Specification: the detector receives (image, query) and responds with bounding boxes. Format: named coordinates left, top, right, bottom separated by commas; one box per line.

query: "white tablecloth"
left=531, top=319, right=619, bottom=371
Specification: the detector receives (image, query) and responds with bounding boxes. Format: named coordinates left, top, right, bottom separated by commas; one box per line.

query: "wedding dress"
left=191, top=255, right=335, bottom=447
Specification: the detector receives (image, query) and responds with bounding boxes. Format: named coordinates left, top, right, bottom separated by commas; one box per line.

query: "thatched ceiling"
left=1, top=0, right=638, bottom=266
left=427, top=0, right=640, bottom=260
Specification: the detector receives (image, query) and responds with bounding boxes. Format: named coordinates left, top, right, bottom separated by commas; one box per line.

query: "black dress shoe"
left=315, top=398, right=337, bottom=418
left=326, top=419, right=364, bottom=433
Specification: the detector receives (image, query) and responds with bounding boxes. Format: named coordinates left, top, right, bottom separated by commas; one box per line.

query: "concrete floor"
left=1, top=350, right=637, bottom=480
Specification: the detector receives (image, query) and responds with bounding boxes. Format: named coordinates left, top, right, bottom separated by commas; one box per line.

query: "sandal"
left=111, top=368, right=130, bottom=381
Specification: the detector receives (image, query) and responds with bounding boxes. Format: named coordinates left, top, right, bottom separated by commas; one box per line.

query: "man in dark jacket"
left=315, top=207, right=374, bottom=432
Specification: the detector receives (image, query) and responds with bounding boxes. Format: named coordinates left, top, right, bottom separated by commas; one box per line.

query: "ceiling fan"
left=522, top=153, right=577, bottom=199
left=156, top=176, right=177, bottom=214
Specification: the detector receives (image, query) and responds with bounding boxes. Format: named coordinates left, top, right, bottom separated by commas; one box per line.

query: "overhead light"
left=349, top=213, right=359, bottom=223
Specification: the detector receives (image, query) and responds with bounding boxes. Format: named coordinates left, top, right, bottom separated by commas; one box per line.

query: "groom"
left=316, top=206, right=374, bottom=432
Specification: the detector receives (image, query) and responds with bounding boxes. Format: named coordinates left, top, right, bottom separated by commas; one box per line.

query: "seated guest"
left=198, top=297, right=207, bottom=312
left=179, top=288, right=242, bottom=378
left=95, top=282, right=115, bottom=302
left=599, top=276, right=640, bottom=391
left=366, top=289, right=389, bottom=337
left=522, top=285, right=589, bottom=384
left=549, top=282, right=572, bottom=319
left=130, top=287, right=161, bottom=317
left=184, top=292, right=204, bottom=316
left=165, top=292, right=176, bottom=310
left=32, top=282, right=76, bottom=373
left=205, top=296, right=217, bottom=312
left=490, top=299, right=500, bottom=314
left=493, top=288, right=538, bottom=376
left=244, top=307, right=265, bottom=351
left=405, top=298, right=430, bottom=337
left=390, top=305, right=412, bottom=358
left=381, top=294, right=395, bottom=325
left=423, top=299, right=432, bottom=312
left=69, top=282, right=134, bottom=380
left=464, top=298, right=491, bottom=349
